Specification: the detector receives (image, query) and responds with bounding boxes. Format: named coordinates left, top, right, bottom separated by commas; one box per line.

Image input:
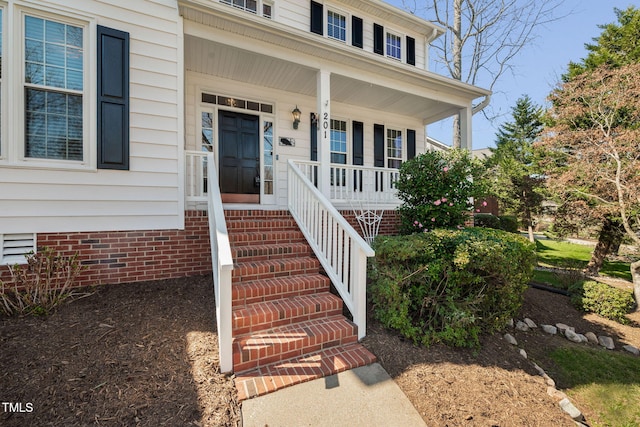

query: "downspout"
left=472, top=94, right=491, bottom=115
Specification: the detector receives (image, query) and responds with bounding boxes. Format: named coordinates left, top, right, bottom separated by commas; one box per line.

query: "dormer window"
left=327, top=10, right=346, bottom=42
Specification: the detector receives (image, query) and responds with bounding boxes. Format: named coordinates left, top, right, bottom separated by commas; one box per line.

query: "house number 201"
left=323, top=112, right=329, bottom=138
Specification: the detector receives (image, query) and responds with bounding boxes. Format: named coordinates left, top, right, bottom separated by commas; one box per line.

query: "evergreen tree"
left=565, top=6, right=640, bottom=80
left=486, top=95, right=545, bottom=242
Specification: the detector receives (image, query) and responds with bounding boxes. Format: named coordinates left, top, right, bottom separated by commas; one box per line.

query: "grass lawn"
left=548, top=347, right=640, bottom=427
left=535, top=240, right=632, bottom=282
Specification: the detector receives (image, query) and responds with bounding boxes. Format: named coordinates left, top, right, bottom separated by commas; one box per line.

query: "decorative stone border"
left=503, top=316, right=639, bottom=425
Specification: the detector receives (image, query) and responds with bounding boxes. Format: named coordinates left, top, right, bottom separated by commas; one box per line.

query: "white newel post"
left=317, top=69, right=331, bottom=199
left=459, top=105, right=473, bottom=150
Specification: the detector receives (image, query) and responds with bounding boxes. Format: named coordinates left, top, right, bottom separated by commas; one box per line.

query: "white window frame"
left=325, top=5, right=350, bottom=45
left=386, top=127, right=403, bottom=169
left=327, top=9, right=347, bottom=43
left=4, top=5, right=95, bottom=170
left=329, top=118, right=348, bottom=164
left=386, top=30, right=402, bottom=61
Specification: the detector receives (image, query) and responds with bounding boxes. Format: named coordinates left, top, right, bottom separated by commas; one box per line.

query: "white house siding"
left=0, top=0, right=183, bottom=234
left=184, top=71, right=426, bottom=210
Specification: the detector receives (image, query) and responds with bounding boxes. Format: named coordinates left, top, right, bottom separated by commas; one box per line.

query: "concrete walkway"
left=241, top=363, right=426, bottom=427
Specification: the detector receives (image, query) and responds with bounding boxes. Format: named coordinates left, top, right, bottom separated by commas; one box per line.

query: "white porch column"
left=317, top=70, right=331, bottom=198
left=459, top=105, right=473, bottom=150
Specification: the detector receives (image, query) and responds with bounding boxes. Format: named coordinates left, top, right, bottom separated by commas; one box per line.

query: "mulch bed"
left=2, top=275, right=638, bottom=426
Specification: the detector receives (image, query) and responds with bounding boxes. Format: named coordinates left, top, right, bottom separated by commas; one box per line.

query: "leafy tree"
left=402, top=0, right=563, bottom=147
left=485, top=95, right=545, bottom=242
left=396, top=149, right=487, bottom=233
left=555, top=6, right=640, bottom=275
left=539, top=64, right=640, bottom=311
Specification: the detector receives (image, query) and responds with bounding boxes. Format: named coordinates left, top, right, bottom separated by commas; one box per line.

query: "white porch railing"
left=291, top=160, right=401, bottom=208
left=205, top=152, right=234, bottom=373
left=186, top=150, right=208, bottom=202
left=288, top=159, right=375, bottom=339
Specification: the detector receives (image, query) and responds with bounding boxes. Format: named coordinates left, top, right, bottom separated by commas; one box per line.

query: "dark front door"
left=218, top=110, right=260, bottom=203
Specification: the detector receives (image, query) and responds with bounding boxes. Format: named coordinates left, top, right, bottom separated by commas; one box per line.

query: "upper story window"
left=24, top=15, right=84, bottom=161
left=327, top=10, right=346, bottom=42
left=221, top=0, right=272, bottom=19
left=387, top=128, right=402, bottom=169
left=386, top=32, right=401, bottom=60
left=263, top=2, right=273, bottom=19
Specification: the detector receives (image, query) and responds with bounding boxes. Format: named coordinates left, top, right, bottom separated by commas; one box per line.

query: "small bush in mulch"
left=368, top=227, right=536, bottom=348
left=0, top=248, right=91, bottom=316
left=569, top=280, right=635, bottom=324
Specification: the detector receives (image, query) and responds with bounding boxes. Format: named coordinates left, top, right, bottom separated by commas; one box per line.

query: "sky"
left=384, top=0, right=637, bottom=149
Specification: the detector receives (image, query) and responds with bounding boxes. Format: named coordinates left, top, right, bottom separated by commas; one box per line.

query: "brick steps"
left=235, top=343, right=377, bottom=401
left=224, top=209, right=375, bottom=401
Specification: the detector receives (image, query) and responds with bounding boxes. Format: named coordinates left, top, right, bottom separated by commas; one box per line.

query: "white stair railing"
left=205, top=152, right=234, bottom=373
left=186, top=151, right=208, bottom=202
left=288, top=160, right=375, bottom=339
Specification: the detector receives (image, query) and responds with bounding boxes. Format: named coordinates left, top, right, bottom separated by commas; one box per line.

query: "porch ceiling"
left=185, top=35, right=463, bottom=124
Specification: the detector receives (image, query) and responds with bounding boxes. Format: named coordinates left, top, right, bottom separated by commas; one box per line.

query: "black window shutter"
left=352, top=121, right=364, bottom=165
left=407, top=129, right=416, bottom=160
left=373, top=24, right=384, bottom=55
left=374, top=124, right=384, bottom=167
left=352, top=16, right=363, bottom=48
left=310, top=1, right=323, bottom=35
left=97, top=26, right=129, bottom=170
left=310, top=113, right=318, bottom=161
left=406, top=36, right=416, bottom=65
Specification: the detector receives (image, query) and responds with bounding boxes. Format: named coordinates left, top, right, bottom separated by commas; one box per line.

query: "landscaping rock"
left=598, top=336, right=615, bottom=350
left=506, top=318, right=514, bottom=328
left=547, top=387, right=566, bottom=401
left=524, top=318, right=537, bottom=328
left=504, top=333, right=518, bottom=346
left=519, top=349, right=527, bottom=359
left=585, top=332, right=598, bottom=344
left=515, top=321, right=530, bottom=332
left=541, top=324, right=557, bottom=335
left=564, top=329, right=583, bottom=344
left=555, top=323, right=574, bottom=335
left=559, top=398, right=584, bottom=421
left=623, top=345, right=640, bottom=356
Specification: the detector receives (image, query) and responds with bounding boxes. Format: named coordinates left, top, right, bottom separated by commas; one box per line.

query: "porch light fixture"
left=292, top=106, right=302, bottom=129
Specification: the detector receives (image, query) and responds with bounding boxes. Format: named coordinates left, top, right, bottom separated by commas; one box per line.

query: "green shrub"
left=569, top=280, right=635, bottom=324
left=369, top=228, right=536, bottom=347
left=474, top=213, right=501, bottom=230
left=396, top=149, right=487, bottom=233
left=498, top=215, right=519, bottom=233
left=0, top=248, right=90, bottom=316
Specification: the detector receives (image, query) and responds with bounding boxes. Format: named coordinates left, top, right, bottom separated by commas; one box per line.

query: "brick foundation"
left=0, top=209, right=401, bottom=289
left=0, top=211, right=212, bottom=288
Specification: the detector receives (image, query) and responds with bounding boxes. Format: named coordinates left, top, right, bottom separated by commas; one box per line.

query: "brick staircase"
left=225, top=210, right=376, bottom=401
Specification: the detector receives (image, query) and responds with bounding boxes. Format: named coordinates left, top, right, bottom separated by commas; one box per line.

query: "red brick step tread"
left=232, top=315, right=358, bottom=373
left=232, top=273, right=330, bottom=306
left=228, top=230, right=305, bottom=246
left=234, top=343, right=377, bottom=401
left=231, top=256, right=320, bottom=283
left=232, top=242, right=310, bottom=261
left=232, top=293, right=343, bottom=336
